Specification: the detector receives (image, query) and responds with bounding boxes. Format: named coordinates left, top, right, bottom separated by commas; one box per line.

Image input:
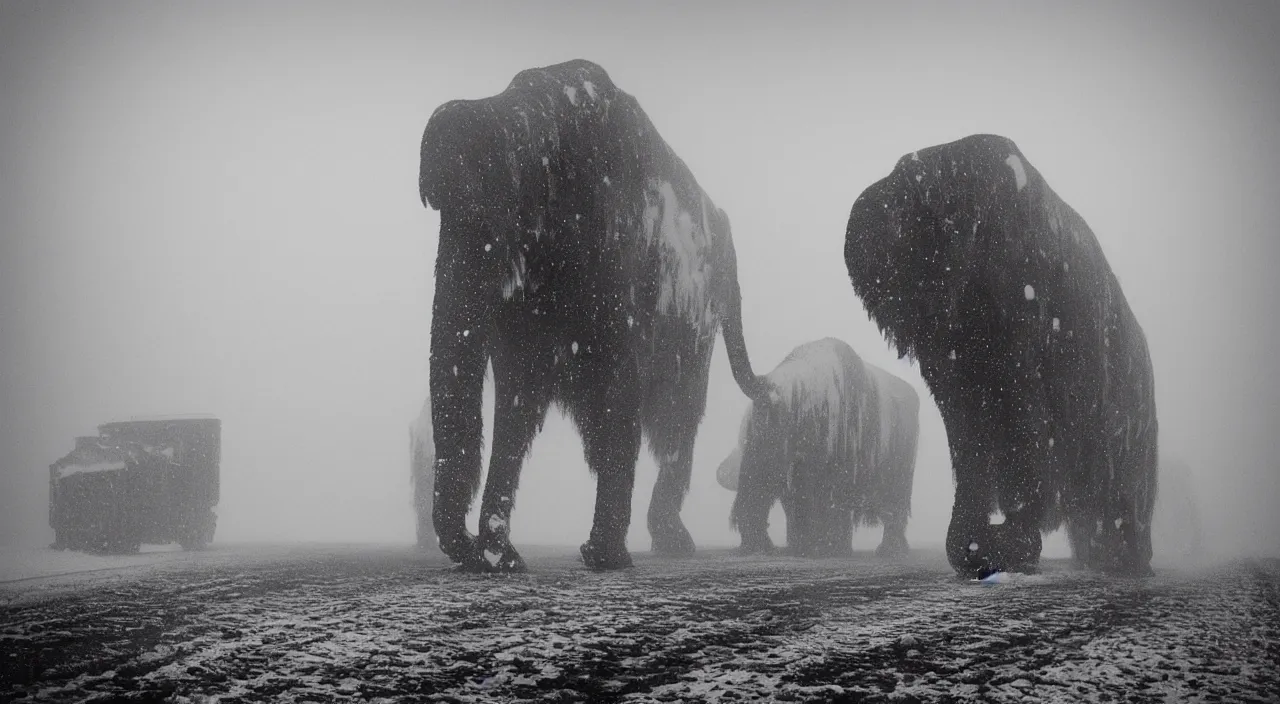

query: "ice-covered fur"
left=720, top=338, right=920, bottom=558
left=844, top=134, right=1159, bottom=578
left=409, top=393, right=437, bottom=552
left=420, top=59, right=769, bottom=572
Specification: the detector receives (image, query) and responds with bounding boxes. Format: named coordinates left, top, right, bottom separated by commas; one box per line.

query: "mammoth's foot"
left=580, top=539, right=633, bottom=571
left=440, top=531, right=527, bottom=574
left=478, top=542, right=527, bottom=574
left=738, top=531, right=777, bottom=556
left=1087, top=530, right=1154, bottom=578
left=876, top=533, right=910, bottom=560
left=648, top=511, right=696, bottom=557
left=948, top=521, right=1041, bottom=579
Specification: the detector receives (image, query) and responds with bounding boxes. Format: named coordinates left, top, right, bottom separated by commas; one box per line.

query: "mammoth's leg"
left=429, top=211, right=495, bottom=570
left=1062, top=441, right=1100, bottom=569
left=647, top=439, right=697, bottom=557
left=938, top=395, right=1001, bottom=578
left=1092, top=446, right=1157, bottom=576
left=876, top=500, right=911, bottom=559
left=731, top=437, right=779, bottom=555
left=474, top=348, right=553, bottom=573
left=989, top=395, right=1051, bottom=574
left=576, top=364, right=643, bottom=571
left=785, top=459, right=815, bottom=557
left=644, top=343, right=713, bottom=557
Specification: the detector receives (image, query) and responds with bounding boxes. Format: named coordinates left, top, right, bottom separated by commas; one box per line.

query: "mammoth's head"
left=715, top=402, right=758, bottom=492
left=419, top=99, right=517, bottom=218
left=844, top=134, right=1033, bottom=361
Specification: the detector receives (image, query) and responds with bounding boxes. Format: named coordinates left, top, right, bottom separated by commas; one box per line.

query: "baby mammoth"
left=719, top=338, right=920, bottom=558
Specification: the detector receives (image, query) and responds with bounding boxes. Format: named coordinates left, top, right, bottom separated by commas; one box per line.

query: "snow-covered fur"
left=844, top=134, right=1159, bottom=578
left=720, top=338, right=920, bottom=558
left=420, top=59, right=770, bottom=572
left=409, top=393, right=437, bottom=552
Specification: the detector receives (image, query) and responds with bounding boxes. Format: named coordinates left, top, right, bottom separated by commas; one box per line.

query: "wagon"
left=49, top=416, right=221, bottom=554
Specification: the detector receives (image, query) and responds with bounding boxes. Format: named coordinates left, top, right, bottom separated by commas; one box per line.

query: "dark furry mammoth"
left=420, top=59, right=769, bottom=572
left=844, top=134, right=1159, bottom=578
left=717, top=338, right=920, bottom=558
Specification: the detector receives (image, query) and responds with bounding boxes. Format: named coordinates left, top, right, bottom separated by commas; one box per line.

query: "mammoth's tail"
left=717, top=229, right=771, bottom=404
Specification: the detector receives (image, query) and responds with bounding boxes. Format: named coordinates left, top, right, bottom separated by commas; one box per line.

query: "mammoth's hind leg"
left=646, top=437, right=698, bottom=557
left=475, top=348, right=554, bottom=573
left=876, top=503, right=911, bottom=559
left=732, top=440, right=781, bottom=555
left=643, top=347, right=713, bottom=558
left=573, top=364, right=643, bottom=571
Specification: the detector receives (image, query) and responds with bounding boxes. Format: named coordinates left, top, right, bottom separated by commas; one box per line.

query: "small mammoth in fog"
left=718, top=338, right=920, bottom=559
left=420, top=59, right=770, bottom=572
left=844, top=134, right=1158, bottom=579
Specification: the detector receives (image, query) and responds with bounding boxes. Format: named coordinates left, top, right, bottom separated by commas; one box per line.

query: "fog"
left=2, top=1, right=1277, bottom=561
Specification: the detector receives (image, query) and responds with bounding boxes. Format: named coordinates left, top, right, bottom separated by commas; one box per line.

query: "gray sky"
left=2, top=0, right=1277, bottom=558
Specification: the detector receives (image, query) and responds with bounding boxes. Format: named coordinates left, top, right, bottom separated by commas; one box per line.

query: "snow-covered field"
left=2, top=544, right=1277, bottom=703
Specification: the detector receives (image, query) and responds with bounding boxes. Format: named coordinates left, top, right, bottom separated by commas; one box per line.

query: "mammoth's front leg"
left=987, top=390, right=1053, bottom=575
left=474, top=350, right=553, bottom=573
left=940, top=403, right=1004, bottom=578
left=876, top=503, right=911, bottom=559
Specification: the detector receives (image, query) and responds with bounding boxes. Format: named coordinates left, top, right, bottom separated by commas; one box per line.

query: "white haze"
left=1, top=1, right=1277, bottom=561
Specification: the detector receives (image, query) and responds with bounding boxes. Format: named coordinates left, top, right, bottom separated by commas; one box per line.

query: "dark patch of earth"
left=1, top=545, right=1277, bottom=703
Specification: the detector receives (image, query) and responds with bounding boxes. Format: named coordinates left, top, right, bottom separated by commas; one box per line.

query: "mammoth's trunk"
left=429, top=210, right=495, bottom=562
left=716, top=446, right=743, bottom=492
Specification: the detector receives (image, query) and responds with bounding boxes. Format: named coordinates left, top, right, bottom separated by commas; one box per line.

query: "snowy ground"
left=1, top=544, right=1277, bottom=703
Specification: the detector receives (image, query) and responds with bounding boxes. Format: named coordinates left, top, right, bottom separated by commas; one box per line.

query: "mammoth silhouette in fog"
left=419, top=59, right=769, bottom=572
left=844, top=134, right=1158, bottom=578
left=409, top=393, right=437, bottom=552
left=716, top=338, right=920, bottom=558
left=1149, top=455, right=1204, bottom=562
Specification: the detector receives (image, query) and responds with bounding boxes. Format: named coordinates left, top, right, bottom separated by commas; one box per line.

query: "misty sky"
left=2, top=1, right=1277, bottom=559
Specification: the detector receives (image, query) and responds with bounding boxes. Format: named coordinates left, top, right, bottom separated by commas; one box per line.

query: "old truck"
left=49, top=416, right=221, bottom=554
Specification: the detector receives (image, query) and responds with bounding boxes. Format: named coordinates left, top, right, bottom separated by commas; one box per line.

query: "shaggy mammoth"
left=844, top=134, right=1159, bottom=578
left=717, top=338, right=920, bottom=558
left=420, top=59, right=769, bottom=572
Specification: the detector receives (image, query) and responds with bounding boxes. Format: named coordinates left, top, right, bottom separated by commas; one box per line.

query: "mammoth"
left=409, top=392, right=437, bottom=552
left=717, top=337, right=920, bottom=559
left=419, top=59, right=769, bottom=572
left=844, top=134, right=1159, bottom=578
